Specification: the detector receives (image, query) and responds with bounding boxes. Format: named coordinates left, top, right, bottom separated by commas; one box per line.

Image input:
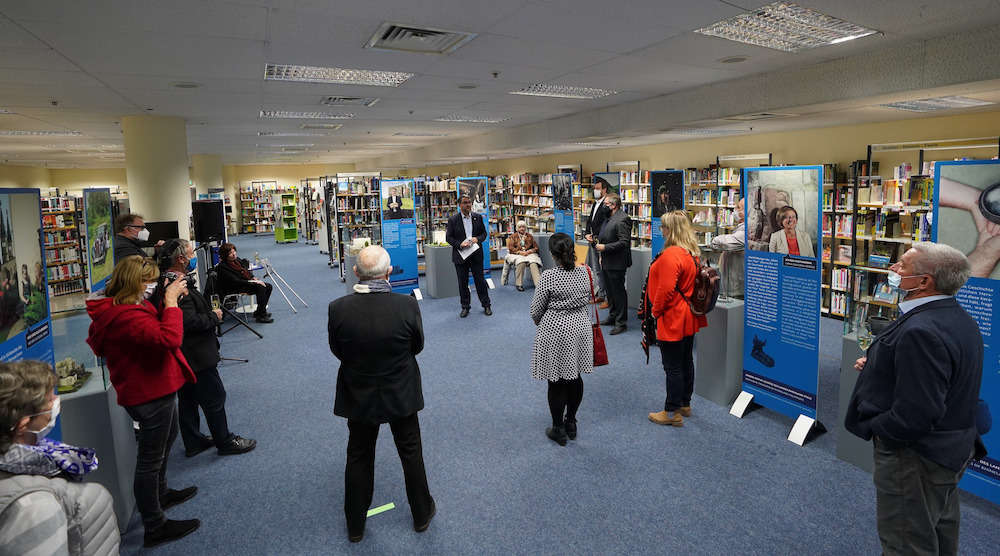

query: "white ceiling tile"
left=449, top=33, right=618, bottom=71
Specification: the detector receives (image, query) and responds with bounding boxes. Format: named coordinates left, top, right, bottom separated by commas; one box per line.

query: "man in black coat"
left=584, top=180, right=612, bottom=305
left=328, top=245, right=435, bottom=543
left=595, top=192, right=632, bottom=335
left=158, top=239, right=256, bottom=457
left=113, top=213, right=155, bottom=264
left=445, top=194, right=492, bottom=317
left=845, top=243, right=985, bottom=555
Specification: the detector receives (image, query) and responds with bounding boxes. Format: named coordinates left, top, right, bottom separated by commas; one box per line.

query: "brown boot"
left=679, top=406, right=692, bottom=417
left=648, top=411, right=683, bottom=426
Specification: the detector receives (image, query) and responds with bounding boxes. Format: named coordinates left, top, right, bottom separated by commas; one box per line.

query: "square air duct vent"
left=365, top=22, right=477, bottom=54
left=321, top=97, right=380, bottom=107
left=723, top=112, right=795, bottom=121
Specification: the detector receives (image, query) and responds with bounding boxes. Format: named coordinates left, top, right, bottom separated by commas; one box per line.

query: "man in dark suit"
left=595, top=192, right=632, bottom=335
left=446, top=194, right=492, bottom=317
left=845, top=243, right=985, bottom=555
left=386, top=187, right=405, bottom=219
left=327, top=245, right=435, bottom=543
left=113, top=213, right=157, bottom=264
left=584, top=180, right=612, bottom=306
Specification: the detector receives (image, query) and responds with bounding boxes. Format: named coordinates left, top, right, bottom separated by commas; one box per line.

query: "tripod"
left=254, top=253, right=308, bottom=313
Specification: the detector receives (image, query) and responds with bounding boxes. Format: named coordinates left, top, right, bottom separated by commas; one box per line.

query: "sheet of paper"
left=459, top=242, right=480, bottom=260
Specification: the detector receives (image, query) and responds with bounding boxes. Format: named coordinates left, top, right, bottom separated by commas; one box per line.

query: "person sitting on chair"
left=215, top=243, right=273, bottom=323
left=504, top=221, right=542, bottom=292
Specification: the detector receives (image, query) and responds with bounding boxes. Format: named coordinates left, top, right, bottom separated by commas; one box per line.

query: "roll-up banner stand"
left=83, top=188, right=113, bottom=292
left=456, top=177, right=491, bottom=280
left=933, top=159, right=1000, bottom=505
left=3, top=189, right=57, bottom=437
left=649, top=170, right=685, bottom=257
left=738, top=166, right=823, bottom=437
left=552, top=173, right=575, bottom=235
left=379, top=178, right=419, bottom=294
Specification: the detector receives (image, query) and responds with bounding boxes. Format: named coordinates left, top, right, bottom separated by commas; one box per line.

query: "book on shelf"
left=822, top=244, right=832, bottom=261
left=836, top=245, right=853, bottom=264
left=872, top=279, right=898, bottom=304
left=868, top=253, right=891, bottom=268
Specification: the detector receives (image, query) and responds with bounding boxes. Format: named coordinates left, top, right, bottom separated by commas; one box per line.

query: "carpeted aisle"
left=115, top=235, right=1000, bottom=555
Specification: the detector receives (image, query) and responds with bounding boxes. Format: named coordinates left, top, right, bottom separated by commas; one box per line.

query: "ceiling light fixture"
left=171, top=81, right=202, bottom=89
left=264, top=64, right=413, bottom=87
left=510, top=83, right=617, bottom=99
left=259, top=110, right=354, bottom=120
left=255, top=143, right=314, bottom=148
left=0, top=109, right=13, bottom=114
left=258, top=131, right=333, bottom=137
left=661, top=128, right=750, bottom=136
left=393, top=131, right=449, bottom=137
left=320, top=97, right=380, bottom=107
left=694, top=2, right=878, bottom=53
left=301, top=123, right=344, bottom=130
left=0, top=130, right=82, bottom=137
left=879, top=96, right=995, bottom=112
left=434, top=113, right=509, bottom=123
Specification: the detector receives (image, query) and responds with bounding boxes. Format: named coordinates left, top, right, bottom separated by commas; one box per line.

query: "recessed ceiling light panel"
left=510, top=83, right=618, bottom=99
left=255, top=143, right=314, bottom=148
left=661, top=128, right=750, bottom=136
left=695, top=2, right=878, bottom=53
left=0, top=130, right=82, bottom=136
left=258, top=131, right=333, bottom=137
left=264, top=64, right=413, bottom=87
left=393, top=131, right=449, bottom=137
left=259, top=110, right=354, bottom=120
left=879, top=96, right=995, bottom=112
left=301, top=123, right=344, bottom=130
left=434, top=113, right=509, bottom=123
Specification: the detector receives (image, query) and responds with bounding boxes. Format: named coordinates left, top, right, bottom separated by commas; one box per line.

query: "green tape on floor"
left=366, top=502, right=395, bottom=517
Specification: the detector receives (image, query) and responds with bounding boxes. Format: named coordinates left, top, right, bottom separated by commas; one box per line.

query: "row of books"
left=42, top=197, right=77, bottom=211
left=44, top=230, right=78, bottom=245
left=619, top=170, right=650, bottom=185
left=717, top=167, right=740, bottom=185
left=829, top=291, right=850, bottom=316
left=47, top=262, right=83, bottom=281
left=823, top=214, right=854, bottom=237
left=337, top=197, right=380, bottom=211
left=620, top=187, right=650, bottom=203
left=622, top=204, right=652, bottom=219
left=823, top=188, right=854, bottom=211
left=42, top=214, right=75, bottom=228
left=337, top=213, right=380, bottom=226
left=684, top=167, right=717, bottom=183
left=45, top=247, right=79, bottom=264
left=831, top=267, right=851, bottom=291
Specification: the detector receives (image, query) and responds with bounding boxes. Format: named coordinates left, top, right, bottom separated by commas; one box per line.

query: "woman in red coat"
left=647, top=211, right=708, bottom=427
left=86, top=255, right=200, bottom=548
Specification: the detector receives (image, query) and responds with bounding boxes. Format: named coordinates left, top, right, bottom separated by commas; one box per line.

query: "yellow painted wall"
left=49, top=167, right=127, bottom=193
left=0, top=164, right=51, bottom=190
left=223, top=163, right=356, bottom=190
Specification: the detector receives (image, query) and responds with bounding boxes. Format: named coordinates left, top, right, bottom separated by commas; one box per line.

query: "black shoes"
left=414, top=499, right=437, bottom=533
left=348, top=530, right=364, bottom=543
left=254, top=314, right=274, bottom=323
left=751, top=335, right=775, bottom=368
left=564, top=419, right=577, bottom=440
left=484, top=306, right=493, bottom=316
left=546, top=426, right=568, bottom=446
left=516, top=286, right=525, bottom=292
left=601, top=318, right=614, bottom=325
left=184, top=436, right=214, bottom=458
left=460, top=308, right=470, bottom=318
left=144, top=518, right=201, bottom=548
left=160, top=486, right=198, bottom=511
left=217, top=435, right=257, bottom=455
left=610, top=326, right=627, bottom=335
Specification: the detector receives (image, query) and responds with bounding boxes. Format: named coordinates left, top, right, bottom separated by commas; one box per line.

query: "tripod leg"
left=219, top=307, right=263, bottom=339
left=220, top=356, right=249, bottom=364
left=265, top=270, right=297, bottom=313
left=270, top=267, right=308, bottom=307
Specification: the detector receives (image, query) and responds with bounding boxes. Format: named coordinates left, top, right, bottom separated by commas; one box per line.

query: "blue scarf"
left=0, top=438, right=99, bottom=481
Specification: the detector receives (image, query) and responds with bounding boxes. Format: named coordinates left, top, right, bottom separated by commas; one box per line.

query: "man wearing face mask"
left=155, top=239, right=256, bottom=458
left=845, top=243, right=986, bottom=555
left=584, top=179, right=612, bottom=307
left=113, top=213, right=165, bottom=264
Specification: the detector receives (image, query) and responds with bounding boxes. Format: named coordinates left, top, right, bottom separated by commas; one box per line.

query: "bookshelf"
left=239, top=180, right=277, bottom=234
left=618, top=169, right=652, bottom=248
left=573, top=175, right=594, bottom=240
left=490, top=175, right=513, bottom=261
left=511, top=173, right=542, bottom=234
left=425, top=177, right=456, bottom=246
left=274, top=191, right=299, bottom=243
left=42, top=196, right=86, bottom=298
left=820, top=163, right=850, bottom=318
left=684, top=166, right=719, bottom=247
left=299, top=178, right=322, bottom=245
left=334, top=172, right=381, bottom=279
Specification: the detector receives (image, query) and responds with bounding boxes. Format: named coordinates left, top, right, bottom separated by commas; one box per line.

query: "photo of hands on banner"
left=938, top=165, right=1000, bottom=279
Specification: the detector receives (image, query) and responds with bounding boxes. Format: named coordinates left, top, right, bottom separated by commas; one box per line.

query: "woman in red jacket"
left=86, top=256, right=200, bottom=548
left=647, top=211, right=708, bottom=427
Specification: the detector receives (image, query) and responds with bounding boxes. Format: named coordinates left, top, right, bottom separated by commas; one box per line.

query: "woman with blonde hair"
left=647, top=211, right=707, bottom=427
left=86, top=255, right=200, bottom=548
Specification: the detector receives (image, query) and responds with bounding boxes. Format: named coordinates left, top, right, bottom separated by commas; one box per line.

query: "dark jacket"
left=178, top=281, right=221, bottom=372
left=113, top=235, right=146, bottom=264
left=445, top=211, right=487, bottom=265
left=215, top=258, right=255, bottom=295
left=845, top=297, right=985, bottom=471
left=328, top=291, right=425, bottom=424
left=584, top=199, right=612, bottom=238
left=597, top=209, right=632, bottom=270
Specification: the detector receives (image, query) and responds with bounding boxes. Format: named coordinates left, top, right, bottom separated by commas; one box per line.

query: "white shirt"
left=898, top=294, right=950, bottom=314
left=591, top=195, right=605, bottom=220
left=462, top=212, right=473, bottom=240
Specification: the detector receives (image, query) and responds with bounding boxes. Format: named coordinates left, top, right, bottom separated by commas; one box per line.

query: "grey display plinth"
left=344, top=253, right=359, bottom=288
left=694, top=299, right=744, bottom=407
left=836, top=334, right=873, bottom=473
left=535, top=233, right=554, bottom=270
left=61, top=379, right=136, bottom=532
left=625, top=247, right=651, bottom=309
left=424, top=245, right=459, bottom=299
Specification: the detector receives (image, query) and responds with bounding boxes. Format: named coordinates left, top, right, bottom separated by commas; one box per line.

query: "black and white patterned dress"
left=530, top=265, right=595, bottom=381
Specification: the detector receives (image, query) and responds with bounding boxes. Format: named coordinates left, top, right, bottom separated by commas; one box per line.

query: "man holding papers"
left=446, top=195, right=492, bottom=318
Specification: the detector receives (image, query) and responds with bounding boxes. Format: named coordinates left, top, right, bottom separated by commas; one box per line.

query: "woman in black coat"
left=215, top=243, right=273, bottom=323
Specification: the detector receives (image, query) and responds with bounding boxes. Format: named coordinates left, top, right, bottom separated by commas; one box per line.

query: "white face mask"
left=137, top=228, right=150, bottom=242
left=143, top=282, right=157, bottom=299
left=26, top=397, right=60, bottom=439
left=887, top=271, right=927, bottom=299
left=594, top=189, right=603, bottom=199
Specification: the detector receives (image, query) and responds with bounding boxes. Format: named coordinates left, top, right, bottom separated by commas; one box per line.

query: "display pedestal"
left=625, top=247, right=651, bottom=309
left=836, top=334, right=872, bottom=473
left=424, top=245, right=459, bottom=299
left=535, top=233, right=554, bottom=270
left=344, top=252, right=359, bottom=289
left=61, top=379, right=136, bottom=533
left=694, top=298, right=744, bottom=407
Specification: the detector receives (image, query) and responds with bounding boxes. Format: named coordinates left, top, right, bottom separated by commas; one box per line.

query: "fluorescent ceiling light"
left=301, top=123, right=344, bottom=130
left=320, top=96, right=380, bottom=107
left=569, top=143, right=621, bottom=148
left=434, top=114, right=509, bottom=123
left=255, top=144, right=314, bottom=148
left=0, top=109, right=12, bottom=114
left=661, top=128, right=750, bottom=136
left=259, top=110, right=354, bottom=120
left=257, top=131, right=332, bottom=137
left=879, top=96, right=995, bottom=112
left=694, top=2, right=878, bottom=53
left=393, top=131, right=448, bottom=137
left=510, top=83, right=617, bottom=99
left=0, top=130, right=82, bottom=136
left=264, top=64, right=413, bottom=87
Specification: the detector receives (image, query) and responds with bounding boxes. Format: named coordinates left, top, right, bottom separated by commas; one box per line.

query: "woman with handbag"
left=529, top=233, right=597, bottom=446
left=647, top=211, right=708, bottom=427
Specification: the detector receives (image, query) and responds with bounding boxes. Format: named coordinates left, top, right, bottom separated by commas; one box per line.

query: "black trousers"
left=659, top=336, right=695, bottom=412
left=242, top=282, right=272, bottom=316
left=178, top=366, right=231, bottom=450
left=602, top=269, right=627, bottom=327
left=345, top=413, right=433, bottom=535
left=454, top=260, right=490, bottom=310
left=873, top=438, right=967, bottom=555
left=124, top=392, right=179, bottom=530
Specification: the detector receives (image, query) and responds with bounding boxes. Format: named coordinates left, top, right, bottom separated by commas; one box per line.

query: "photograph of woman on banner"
left=652, top=184, right=683, bottom=218
left=938, top=165, right=1000, bottom=279
left=745, top=169, right=819, bottom=257
left=553, top=175, right=573, bottom=210
left=769, top=206, right=814, bottom=257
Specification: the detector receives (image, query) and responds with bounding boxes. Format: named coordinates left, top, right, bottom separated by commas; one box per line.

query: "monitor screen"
left=144, top=221, right=179, bottom=246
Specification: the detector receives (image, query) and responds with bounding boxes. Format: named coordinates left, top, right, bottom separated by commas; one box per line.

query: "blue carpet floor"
left=85, top=235, right=999, bottom=554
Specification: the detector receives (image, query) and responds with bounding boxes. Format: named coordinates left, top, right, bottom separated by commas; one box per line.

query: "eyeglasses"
left=126, top=224, right=146, bottom=230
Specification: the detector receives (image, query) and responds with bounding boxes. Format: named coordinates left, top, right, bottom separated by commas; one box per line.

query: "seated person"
left=215, top=243, right=273, bottom=323
left=0, top=360, right=119, bottom=555
left=504, top=221, right=543, bottom=292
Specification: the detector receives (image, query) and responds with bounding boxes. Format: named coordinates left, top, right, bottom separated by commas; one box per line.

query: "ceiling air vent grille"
left=365, top=23, right=477, bottom=54
left=320, top=97, right=380, bottom=107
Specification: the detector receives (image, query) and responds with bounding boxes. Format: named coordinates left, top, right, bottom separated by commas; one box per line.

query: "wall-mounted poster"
left=650, top=170, right=685, bottom=256
left=552, top=173, right=574, bottom=235
left=933, top=159, right=1000, bottom=505
left=83, top=188, right=113, bottom=292
left=457, top=176, right=491, bottom=278
left=380, top=178, right=419, bottom=294
left=742, top=166, right=823, bottom=420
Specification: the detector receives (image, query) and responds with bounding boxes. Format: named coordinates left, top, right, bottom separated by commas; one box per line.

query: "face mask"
left=887, top=271, right=926, bottom=298
left=186, top=256, right=198, bottom=273
left=26, top=397, right=60, bottom=439
left=137, top=228, right=150, bottom=242
left=143, top=282, right=157, bottom=299
left=594, top=190, right=603, bottom=198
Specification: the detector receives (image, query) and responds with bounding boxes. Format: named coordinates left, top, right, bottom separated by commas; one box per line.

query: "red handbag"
left=587, top=267, right=609, bottom=366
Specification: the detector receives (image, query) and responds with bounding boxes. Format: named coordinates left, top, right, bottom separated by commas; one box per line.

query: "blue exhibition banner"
left=742, top=166, right=823, bottom=419
left=456, top=177, right=491, bottom=278
left=552, top=173, right=574, bottom=235
left=649, top=170, right=685, bottom=257
left=379, top=178, right=419, bottom=294
left=933, top=159, right=1000, bottom=505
